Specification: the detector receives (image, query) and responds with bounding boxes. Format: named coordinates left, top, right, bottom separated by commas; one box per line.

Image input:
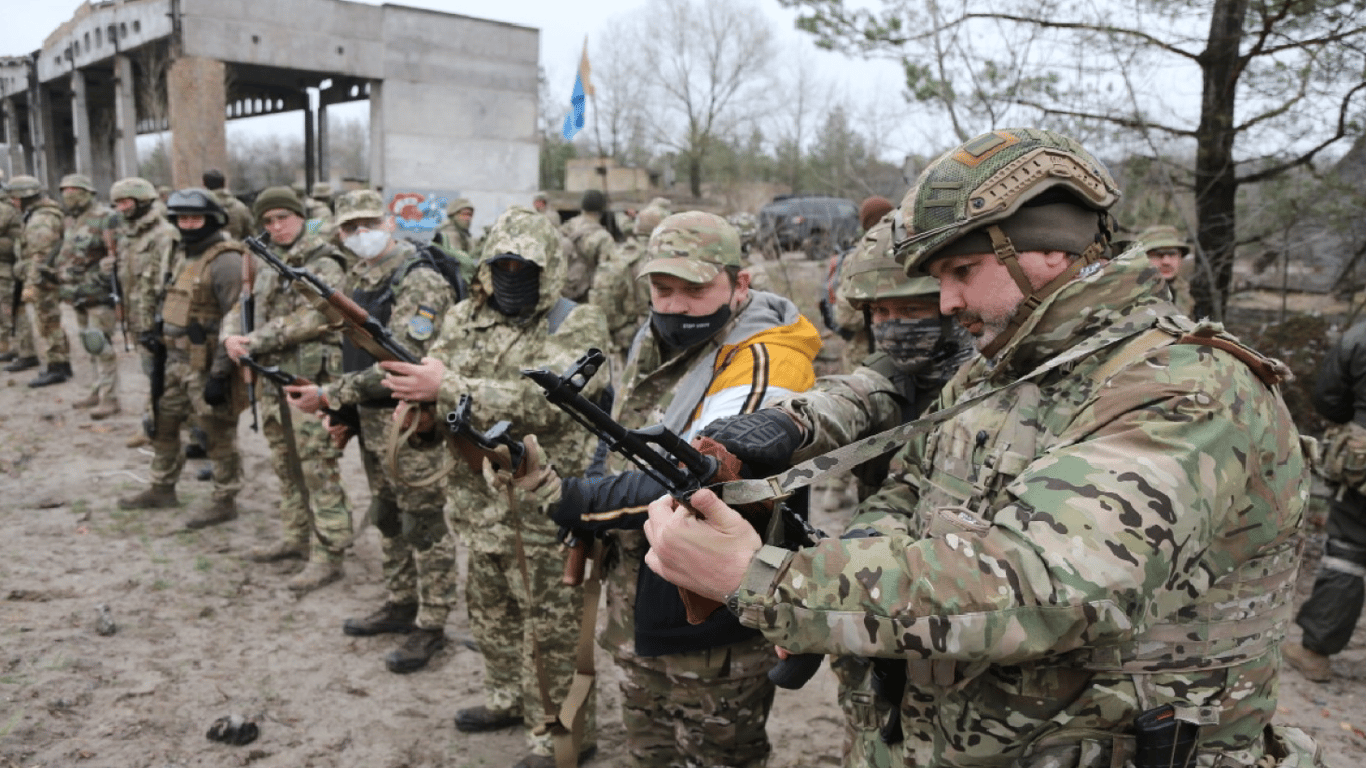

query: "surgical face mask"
left=650, top=303, right=733, bottom=350
left=873, top=316, right=974, bottom=382
left=343, top=229, right=390, bottom=261
left=62, top=189, right=92, bottom=212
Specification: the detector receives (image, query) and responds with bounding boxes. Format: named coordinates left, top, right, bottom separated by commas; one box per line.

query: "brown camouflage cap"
left=1138, top=224, right=1189, bottom=254
left=334, top=189, right=386, bottom=225
left=641, top=211, right=742, bottom=283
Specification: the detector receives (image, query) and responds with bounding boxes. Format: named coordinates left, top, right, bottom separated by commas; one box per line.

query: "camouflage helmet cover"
left=166, top=187, right=228, bottom=226
left=7, top=175, right=43, bottom=198
left=110, top=177, right=158, bottom=202
left=334, top=189, right=386, bottom=226
left=642, top=211, right=743, bottom=284
left=898, top=128, right=1121, bottom=273
left=1138, top=224, right=1189, bottom=254
left=633, top=204, right=669, bottom=237
left=839, top=213, right=938, bottom=309
left=59, top=173, right=97, bottom=192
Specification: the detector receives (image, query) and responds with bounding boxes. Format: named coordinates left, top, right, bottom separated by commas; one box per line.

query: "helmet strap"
left=979, top=224, right=1107, bottom=359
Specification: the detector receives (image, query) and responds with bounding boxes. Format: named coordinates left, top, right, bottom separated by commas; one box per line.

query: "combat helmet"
left=110, top=177, right=158, bottom=203
left=7, top=175, right=44, bottom=199
left=59, top=173, right=97, bottom=192
left=166, top=187, right=228, bottom=243
left=1137, top=224, right=1189, bottom=254
left=633, top=204, right=669, bottom=238
left=839, top=213, right=938, bottom=310
left=897, top=128, right=1121, bottom=357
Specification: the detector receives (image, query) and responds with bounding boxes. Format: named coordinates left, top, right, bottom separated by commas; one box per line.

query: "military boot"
left=183, top=498, right=237, bottom=530
left=89, top=398, right=122, bottom=420
left=245, top=539, right=307, bottom=563
left=513, top=744, right=598, bottom=768
left=126, top=431, right=151, bottom=449
left=0, top=350, right=16, bottom=363
left=1283, top=642, right=1334, bottom=682
left=286, top=561, right=343, bottom=594
left=71, top=392, right=100, bottom=409
left=28, top=361, right=72, bottom=387
left=3, top=355, right=39, bottom=373
left=342, top=602, right=418, bottom=636
left=385, top=627, right=446, bottom=673
left=118, top=484, right=178, bottom=510
left=454, top=704, right=523, bottom=733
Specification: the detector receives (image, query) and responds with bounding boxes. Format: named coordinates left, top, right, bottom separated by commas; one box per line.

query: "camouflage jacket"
left=324, top=239, right=455, bottom=407
left=0, top=200, right=20, bottom=267
left=221, top=231, right=346, bottom=380
left=1167, top=274, right=1196, bottom=317
left=122, top=210, right=180, bottom=335
left=58, top=200, right=121, bottom=307
left=560, top=213, right=614, bottom=302
left=732, top=247, right=1311, bottom=767
left=17, top=198, right=65, bottom=285
left=437, top=218, right=474, bottom=256
left=586, top=234, right=650, bottom=354
left=431, top=208, right=610, bottom=552
left=215, top=190, right=255, bottom=241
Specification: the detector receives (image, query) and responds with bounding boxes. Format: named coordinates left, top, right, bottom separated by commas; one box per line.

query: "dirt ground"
left=1, top=307, right=1362, bottom=768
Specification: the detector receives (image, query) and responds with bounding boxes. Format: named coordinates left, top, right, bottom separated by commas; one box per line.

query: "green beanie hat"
left=252, top=186, right=305, bottom=220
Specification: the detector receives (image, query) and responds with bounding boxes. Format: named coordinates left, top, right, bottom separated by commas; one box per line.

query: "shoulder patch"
left=408, top=304, right=437, bottom=341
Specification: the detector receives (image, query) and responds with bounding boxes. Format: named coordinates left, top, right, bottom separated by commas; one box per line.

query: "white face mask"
left=344, top=229, right=390, bottom=261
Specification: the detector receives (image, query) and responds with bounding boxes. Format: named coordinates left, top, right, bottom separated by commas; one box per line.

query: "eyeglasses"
left=260, top=212, right=296, bottom=226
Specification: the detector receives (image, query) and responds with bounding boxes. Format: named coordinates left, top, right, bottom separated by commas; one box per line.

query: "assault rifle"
left=444, top=394, right=526, bottom=477
left=236, top=354, right=361, bottom=446
left=241, top=233, right=260, bottom=431
left=103, top=228, right=130, bottom=351
left=243, top=234, right=419, bottom=366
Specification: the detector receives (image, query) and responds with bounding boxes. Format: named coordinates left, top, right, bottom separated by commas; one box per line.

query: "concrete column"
left=166, top=56, right=227, bottom=189
left=317, top=101, right=329, bottom=187
left=303, top=96, right=315, bottom=191
left=29, top=82, right=57, bottom=188
left=71, top=69, right=94, bottom=176
left=1, top=97, right=25, bottom=176
left=368, top=79, right=383, bottom=190
left=111, top=55, right=139, bottom=180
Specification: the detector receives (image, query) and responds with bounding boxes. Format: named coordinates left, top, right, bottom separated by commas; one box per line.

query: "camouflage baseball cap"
left=1138, top=224, right=1189, bottom=254
left=641, top=211, right=743, bottom=283
left=7, top=175, right=43, bottom=198
left=334, top=189, right=386, bottom=226
left=839, top=214, right=938, bottom=309
left=59, top=173, right=96, bottom=192
left=110, top=177, right=158, bottom=202
left=899, top=128, right=1121, bottom=274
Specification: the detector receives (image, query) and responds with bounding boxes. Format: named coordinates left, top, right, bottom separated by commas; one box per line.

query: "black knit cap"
left=581, top=189, right=607, bottom=213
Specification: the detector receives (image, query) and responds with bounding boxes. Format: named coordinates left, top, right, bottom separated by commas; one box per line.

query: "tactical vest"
left=163, top=241, right=240, bottom=370
left=256, top=243, right=346, bottom=380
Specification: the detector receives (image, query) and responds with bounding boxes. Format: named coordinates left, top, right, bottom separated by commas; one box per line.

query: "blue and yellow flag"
left=562, top=38, right=594, bottom=141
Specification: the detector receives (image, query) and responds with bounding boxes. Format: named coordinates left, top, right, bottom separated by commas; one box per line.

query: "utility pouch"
left=1132, top=704, right=1199, bottom=768
left=185, top=320, right=208, bottom=345
left=1317, top=421, right=1366, bottom=494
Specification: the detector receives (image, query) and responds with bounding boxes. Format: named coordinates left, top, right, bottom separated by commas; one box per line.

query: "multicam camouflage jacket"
left=586, top=233, right=651, bottom=353
left=17, top=198, right=65, bottom=286
left=121, top=209, right=179, bottom=335
left=429, top=206, right=610, bottom=553
left=560, top=212, right=614, bottom=302
left=0, top=200, right=20, bottom=267
left=732, top=247, right=1316, bottom=768
left=221, top=230, right=346, bottom=380
left=58, top=200, right=120, bottom=307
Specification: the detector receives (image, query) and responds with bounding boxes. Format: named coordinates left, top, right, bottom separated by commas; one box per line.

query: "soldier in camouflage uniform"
left=437, top=197, right=475, bottom=254
left=7, top=175, right=70, bottom=385
left=118, top=188, right=246, bottom=530
left=587, top=202, right=669, bottom=362
left=0, top=193, right=25, bottom=363
left=56, top=174, right=123, bottom=412
left=1138, top=223, right=1196, bottom=317
left=382, top=206, right=609, bottom=768
left=222, top=187, right=352, bottom=593
left=560, top=189, right=619, bottom=302
left=533, top=191, right=561, bottom=227
left=203, top=169, right=254, bottom=241
left=111, top=177, right=180, bottom=448
left=308, top=182, right=334, bottom=219
left=646, top=128, right=1324, bottom=768
left=495, top=212, right=821, bottom=768
left=284, top=190, right=459, bottom=673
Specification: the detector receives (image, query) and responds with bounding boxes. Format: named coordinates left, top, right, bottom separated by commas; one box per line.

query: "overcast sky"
left=1, top=0, right=916, bottom=157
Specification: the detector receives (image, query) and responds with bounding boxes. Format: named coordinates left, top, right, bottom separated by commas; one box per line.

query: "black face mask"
left=176, top=219, right=223, bottom=245
left=650, top=303, right=733, bottom=350
left=489, top=257, right=541, bottom=318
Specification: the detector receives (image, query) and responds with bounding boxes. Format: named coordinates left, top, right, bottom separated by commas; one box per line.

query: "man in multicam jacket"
left=284, top=189, right=459, bottom=674
left=0, top=194, right=26, bottom=364
left=645, top=128, right=1324, bottom=768
left=560, top=189, right=617, bottom=302
left=222, top=187, right=353, bottom=594
left=8, top=175, right=70, bottom=386
left=203, top=169, right=254, bottom=241
left=381, top=206, right=610, bottom=768
left=57, top=174, right=123, bottom=415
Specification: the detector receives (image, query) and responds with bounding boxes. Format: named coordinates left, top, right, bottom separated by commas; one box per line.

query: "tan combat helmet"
left=898, top=127, right=1122, bottom=357
left=839, top=213, right=937, bottom=310
left=59, top=173, right=97, bottom=192
left=7, top=175, right=44, bottom=199
left=111, top=177, right=158, bottom=203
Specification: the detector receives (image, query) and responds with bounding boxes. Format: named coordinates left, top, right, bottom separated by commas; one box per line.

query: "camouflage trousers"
left=74, top=304, right=119, bottom=401
left=0, top=262, right=33, bottom=356
left=25, top=280, right=69, bottom=364
left=615, top=635, right=777, bottom=768
left=830, top=655, right=899, bottom=768
left=465, top=541, right=597, bottom=757
left=356, top=404, right=456, bottom=629
left=260, top=385, right=352, bottom=564
left=147, top=349, right=242, bottom=501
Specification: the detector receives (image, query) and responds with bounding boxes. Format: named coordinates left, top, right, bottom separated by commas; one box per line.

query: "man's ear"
left=734, top=269, right=752, bottom=293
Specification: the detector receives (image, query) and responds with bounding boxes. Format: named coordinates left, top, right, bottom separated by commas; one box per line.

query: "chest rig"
left=163, top=242, right=239, bottom=370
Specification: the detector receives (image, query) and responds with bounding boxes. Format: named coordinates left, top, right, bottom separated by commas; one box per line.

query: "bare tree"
left=588, top=17, right=653, bottom=165
left=779, top=0, right=1366, bottom=319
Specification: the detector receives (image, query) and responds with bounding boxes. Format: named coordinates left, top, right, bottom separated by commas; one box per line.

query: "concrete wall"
left=37, top=0, right=174, bottom=83
left=179, top=0, right=385, bottom=79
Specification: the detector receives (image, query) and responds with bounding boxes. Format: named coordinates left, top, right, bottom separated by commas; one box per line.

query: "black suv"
left=757, top=195, right=860, bottom=258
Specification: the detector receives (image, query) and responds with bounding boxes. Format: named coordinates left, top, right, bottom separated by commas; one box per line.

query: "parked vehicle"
left=756, top=195, right=860, bottom=258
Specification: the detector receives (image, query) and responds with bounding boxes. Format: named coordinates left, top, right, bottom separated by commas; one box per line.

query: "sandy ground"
left=1, top=306, right=1361, bottom=767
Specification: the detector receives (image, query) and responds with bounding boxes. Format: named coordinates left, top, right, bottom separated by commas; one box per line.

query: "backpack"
left=1318, top=421, right=1366, bottom=493
left=400, top=241, right=469, bottom=303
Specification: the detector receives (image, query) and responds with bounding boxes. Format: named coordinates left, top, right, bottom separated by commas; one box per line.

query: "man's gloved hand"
left=697, top=408, right=804, bottom=475
left=203, top=375, right=231, bottom=406
left=138, top=330, right=163, bottom=354
left=483, top=434, right=563, bottom=509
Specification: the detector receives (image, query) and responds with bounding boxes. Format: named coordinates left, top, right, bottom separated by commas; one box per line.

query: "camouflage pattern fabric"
left=355, top=404, right=455, bottom=629
left=119, top=207, right=179, bottom=336
left=58, top=198, right=119, bottom=309
left=829, top=655, right=898, bottom=768
left=214, top=189, right=255, bottom=241
left=74, top=305, right=119, bottom=402
left=0, top=199, right=30, bottom=355
left=732, top=247, right=1317, bottom=767
left=18, top=198, right=69, bottom=365
left=1168, top=274, right=1196, bottom=317
left=560, top=212, right=615, bottom=302
left=437, top=215, right=474, bottom=256
left=586, top=231, right=652, bottom=361
left=617, top=634, right=777, bottom=768
left=147, top=346, right=242, bottom=502
left=428, top=206, right=608, bottom=754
